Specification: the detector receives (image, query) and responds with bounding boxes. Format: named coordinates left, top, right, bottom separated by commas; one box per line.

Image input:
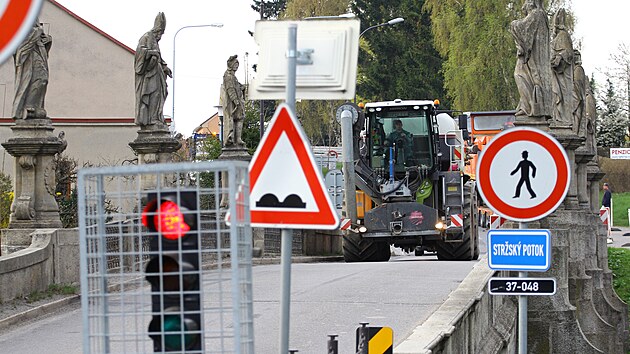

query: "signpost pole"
left=518, top=221, right=528, bottom=354
left=279, top=23, right=298, bottom=354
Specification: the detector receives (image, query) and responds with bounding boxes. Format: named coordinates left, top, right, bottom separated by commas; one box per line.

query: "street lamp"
left=359, top=17, right=404, bottom=38
left=171, top=23, right=223, bottom=134
left=355, top=17, right=404, bottom=103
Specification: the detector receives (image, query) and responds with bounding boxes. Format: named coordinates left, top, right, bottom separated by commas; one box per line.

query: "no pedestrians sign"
left=476, top=127, right=570, bottom=222
left=0, top=0, right=44, bottom=65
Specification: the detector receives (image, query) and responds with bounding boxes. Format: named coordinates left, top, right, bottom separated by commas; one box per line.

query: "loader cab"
left=364, top=100, right=437, bottom=175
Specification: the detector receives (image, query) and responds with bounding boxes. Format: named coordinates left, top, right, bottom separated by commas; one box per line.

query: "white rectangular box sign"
left=610, top=148, right=630, bottom=159
left=249, top=19, right=359, bottom=100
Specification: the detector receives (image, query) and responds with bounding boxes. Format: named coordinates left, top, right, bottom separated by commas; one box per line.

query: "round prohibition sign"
left=476, top=127, right=570, bottom=222
left=0, top=0, right=44, bottom=65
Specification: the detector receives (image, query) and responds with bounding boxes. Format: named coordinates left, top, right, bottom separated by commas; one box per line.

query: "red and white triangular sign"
left=248, top=103, right=339, bottom=229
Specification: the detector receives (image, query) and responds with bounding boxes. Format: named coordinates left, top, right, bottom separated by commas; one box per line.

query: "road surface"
left=0, top=251, right=479, bottom=353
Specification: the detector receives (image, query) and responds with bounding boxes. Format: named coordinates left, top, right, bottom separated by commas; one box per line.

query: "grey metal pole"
left=341, top=110, right=357, bottom=223
left=518, top=221, right=528, bottom=354
left=279, top=23, right=298, bottom=354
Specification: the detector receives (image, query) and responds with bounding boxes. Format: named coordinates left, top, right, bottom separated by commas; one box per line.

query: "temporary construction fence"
left=78, top=161, right=254, bottom=353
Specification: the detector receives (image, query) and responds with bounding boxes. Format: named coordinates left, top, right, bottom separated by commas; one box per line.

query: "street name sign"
left=487, top=229, right=551, bottom=271
left=488, top=277, right=556, bottom=296
left=248, top=103, right=339, bottom=229
left=476, top=127, right=570, bottom=222
left=0, top=0, right=44, bottom=65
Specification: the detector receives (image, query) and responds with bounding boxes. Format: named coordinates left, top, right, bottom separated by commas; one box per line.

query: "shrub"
left=0, top=173, right=13, bottom=228
left=599, top=157, right=630, bottom=193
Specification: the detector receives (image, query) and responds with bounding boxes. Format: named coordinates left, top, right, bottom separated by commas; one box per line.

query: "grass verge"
left=612, top=192, right=630, bottom=227
left=599, top=192, right=630, bottom=227
left=24, top=284, right=78, bottom=304
left=608, top=247, right=630, bottom=304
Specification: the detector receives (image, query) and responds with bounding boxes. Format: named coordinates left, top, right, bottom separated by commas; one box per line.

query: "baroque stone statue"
left=135, top=12, right=171, bottom=128
left=12, top=20, right=52, bottom=120
left=585, top=82, right=597, bottom=153
left=550, top=8, right=574, bottom=128
left=510, top=0, right=552, bottom=119
left=222, top=55, right=246, bottom=148
left=572, top=49, right=587, bottom=137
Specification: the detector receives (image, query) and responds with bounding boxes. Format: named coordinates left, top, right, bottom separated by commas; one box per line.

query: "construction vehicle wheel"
left=343, top=233, right=391, bottom=262
left=436, top=182, right=479, bottom=261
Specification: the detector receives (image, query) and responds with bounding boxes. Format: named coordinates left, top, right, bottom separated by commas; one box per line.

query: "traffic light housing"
left=142, top=191, right=202, bottom=352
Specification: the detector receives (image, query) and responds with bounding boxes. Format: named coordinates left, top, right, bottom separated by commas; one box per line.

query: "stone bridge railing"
left=395, top=257, right=518, bottom=354
left=395, top=211, right=628, bottom=354
left=0, top=229, right=79, bottom=303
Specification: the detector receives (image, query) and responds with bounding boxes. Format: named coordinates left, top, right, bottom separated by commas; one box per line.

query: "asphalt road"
left=0, top=252, right=479, bottom=354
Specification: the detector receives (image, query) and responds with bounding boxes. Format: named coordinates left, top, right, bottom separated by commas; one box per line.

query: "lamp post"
left=171, top=23, right=223, bottom=134
left=214, top=105, right=224, bottom=146
left=359, top=17, right=404, bottom=38
left=355, top=17, right=404, bottom=103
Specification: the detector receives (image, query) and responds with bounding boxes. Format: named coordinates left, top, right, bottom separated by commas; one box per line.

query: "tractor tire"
left=343, top=232, right=391, bottom=262
left=436, top=181, right=479, bottom=261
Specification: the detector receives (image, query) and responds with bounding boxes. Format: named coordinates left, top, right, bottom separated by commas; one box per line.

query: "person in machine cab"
left=385, top=119, right=413, bottom=164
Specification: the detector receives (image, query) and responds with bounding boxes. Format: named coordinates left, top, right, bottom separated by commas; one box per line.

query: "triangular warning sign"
left=248, top=103, right=339, bottom=229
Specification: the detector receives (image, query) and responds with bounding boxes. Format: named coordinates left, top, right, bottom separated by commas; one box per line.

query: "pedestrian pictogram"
left=248, top=103, right=339, bottom=229
left=510, top=150, right=537, bottom=199
left=0, top=0, right=44, bottom=65
left=476, top=127, right=570, bottom=222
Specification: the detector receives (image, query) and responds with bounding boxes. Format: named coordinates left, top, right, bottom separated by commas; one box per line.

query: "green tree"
left=283, top=0, right=349, bottom=18
left=0, top=172, right=12, bottom=228
left=424, top=0, right=520, bottom=111
left=352, top=0, right=445, bottom=104
left=597, top=78, right=629, bottom=148
left=251, top=0, right=287, bottom=19
left=424, top=0, right=574, bottom=112
left=608, top=43, right=630, bottom=133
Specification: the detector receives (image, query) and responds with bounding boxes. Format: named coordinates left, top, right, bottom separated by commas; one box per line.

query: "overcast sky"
left=51, top=0, right=628, bottom=137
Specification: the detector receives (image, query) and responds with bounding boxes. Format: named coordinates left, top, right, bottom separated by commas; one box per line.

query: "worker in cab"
left=385, top=119, right=413, bottom=164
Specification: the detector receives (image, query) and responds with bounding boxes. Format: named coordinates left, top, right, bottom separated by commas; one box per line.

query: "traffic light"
left=142, top=191, right=202, bottom=352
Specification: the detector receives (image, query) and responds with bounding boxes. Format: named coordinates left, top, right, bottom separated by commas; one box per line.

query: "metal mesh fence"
left=78, top=161, right=254, bottom=353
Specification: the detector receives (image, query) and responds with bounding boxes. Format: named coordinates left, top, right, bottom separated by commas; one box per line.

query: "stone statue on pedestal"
left=573, top=49, right=587, bottom=137
left=2, top=20, right=66, bottom=230
left=510, top=0, right=552, bottom=119
left=222, top=55, right=246, bottom=148
left=134, top=12, right=171, bottom=128
left=585, top=83, right=598, bottom=153
left=12, top=21, right=52, bottom=120
left=550, top=8, right=574, bottom=129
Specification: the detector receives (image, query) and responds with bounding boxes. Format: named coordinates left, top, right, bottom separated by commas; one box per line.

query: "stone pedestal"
left=217, top=146, right=261, bottom=254
left=528, top=228, right=602, bottom=353
left=575, top=148, right=595, bottom=210
left=129, top=126, right=181, bottom=189
left=550, top=132, right=583, bottom=210
left=514, top=116, right=550, bottom=132
left=1, top=119, right=67, bottom=229
left=539, top=209, right=620, bottom=352
left=587, top=159, right=605, bottom=213
left=588, top=218, right=629, bottom=352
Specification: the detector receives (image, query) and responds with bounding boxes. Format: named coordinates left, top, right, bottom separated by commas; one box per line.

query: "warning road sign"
left=0, top=0, right=44, bottom=65
left=248, top=104, right=339, bottom=229
left=476, top=127, right=570, bottom=222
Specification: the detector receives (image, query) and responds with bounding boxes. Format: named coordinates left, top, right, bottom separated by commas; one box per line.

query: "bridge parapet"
left=0, top=229, right=79, bottom=303
left=395, top=256, right=518, bottom=353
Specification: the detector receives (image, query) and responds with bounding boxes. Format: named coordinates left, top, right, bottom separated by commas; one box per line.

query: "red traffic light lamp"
left=142, top=191, right=202, bottom=352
